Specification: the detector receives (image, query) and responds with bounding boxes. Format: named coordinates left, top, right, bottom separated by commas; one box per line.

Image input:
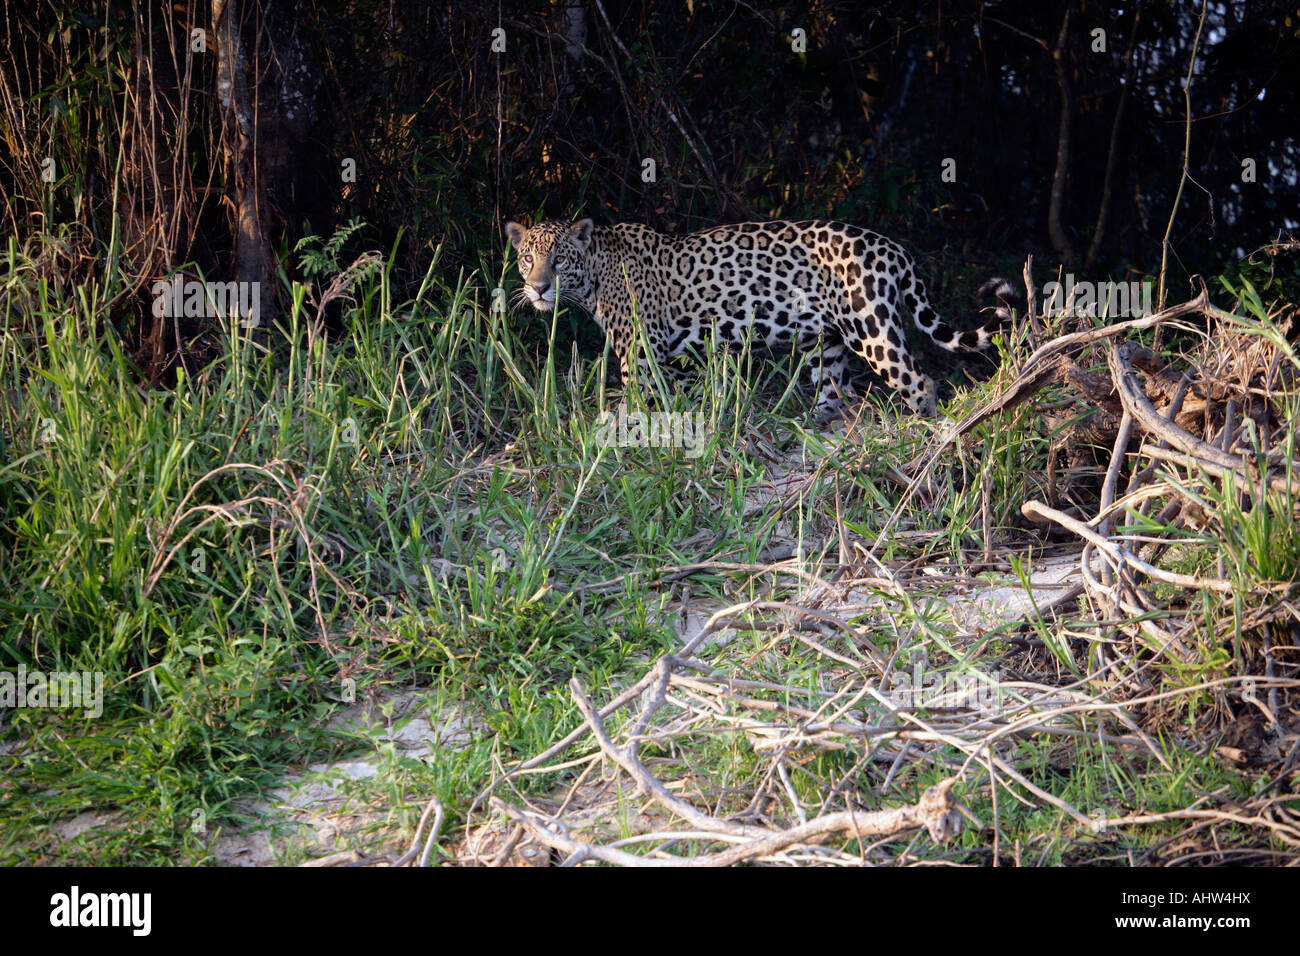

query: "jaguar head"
left=504, top=218, right=594, bottom=312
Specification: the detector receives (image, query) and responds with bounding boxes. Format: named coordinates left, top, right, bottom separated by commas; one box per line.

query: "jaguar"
left=504, top=217, right=1008, bottom=417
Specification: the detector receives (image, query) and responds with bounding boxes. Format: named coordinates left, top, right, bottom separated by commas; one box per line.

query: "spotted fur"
left=504, top=217, right=1005, bottom=417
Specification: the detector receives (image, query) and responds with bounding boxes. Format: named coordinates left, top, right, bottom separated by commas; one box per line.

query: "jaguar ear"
left=569, top=218, right=594, bottom=246
left=504, top=221, right=527, bottom=248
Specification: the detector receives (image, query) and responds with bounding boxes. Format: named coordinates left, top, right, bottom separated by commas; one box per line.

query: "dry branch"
left=492, top=778, right=961, bottom=866
left=906, top=289, right=1211, bottom=480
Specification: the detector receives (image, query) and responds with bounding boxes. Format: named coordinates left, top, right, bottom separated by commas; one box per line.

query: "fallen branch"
left=1022, top=498, right=1234, bottom=593
left=491, top=778, right=962, bottom=866
left=1109, top=342, right=1293, bottom=488
left=904, top=291, right=1210, bottom=480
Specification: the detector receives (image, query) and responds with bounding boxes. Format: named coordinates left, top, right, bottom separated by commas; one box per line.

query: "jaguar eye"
left=554, top=257, right=567, bottom=270
left=521, top=253, right=533, bottom=265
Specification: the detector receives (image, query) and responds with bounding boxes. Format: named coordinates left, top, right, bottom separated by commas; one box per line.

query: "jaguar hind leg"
left=799, top=339, right=854, bottom=419
left=839, top=297, right=939, bottom=417
left=851, top=338, right=937, bottom=417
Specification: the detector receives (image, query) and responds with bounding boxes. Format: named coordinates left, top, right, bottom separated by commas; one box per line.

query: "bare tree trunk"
left=1048, top=6, right=1076, bottom=268
left=1085, top=0, right=1143, bottom=272
left=562, top=0, right=587, bottom=64
left=214, top=0, right=274, bottom=331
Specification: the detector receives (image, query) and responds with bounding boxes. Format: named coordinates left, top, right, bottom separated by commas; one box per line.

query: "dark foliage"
left=1, top=0, right=1297, bottom=368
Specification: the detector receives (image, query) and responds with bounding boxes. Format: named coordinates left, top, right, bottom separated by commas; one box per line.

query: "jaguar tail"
left=915, top=276, right=1016, bottom=352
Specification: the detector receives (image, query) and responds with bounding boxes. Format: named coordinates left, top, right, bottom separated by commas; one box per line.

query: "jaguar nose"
left=532, top=280, right=550, bottom=296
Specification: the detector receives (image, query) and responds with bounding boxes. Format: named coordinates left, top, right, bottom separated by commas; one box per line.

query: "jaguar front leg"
left=617, top=328, right=693, bottom=401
